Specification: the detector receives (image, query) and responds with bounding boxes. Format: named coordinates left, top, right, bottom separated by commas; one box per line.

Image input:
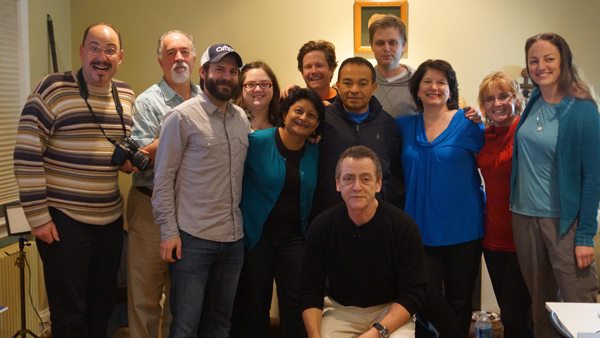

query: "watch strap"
left=373, top=322, right=390, bottom=338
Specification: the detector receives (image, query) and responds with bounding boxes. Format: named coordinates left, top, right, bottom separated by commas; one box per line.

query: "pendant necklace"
left=535, top=102, right=546, bottom=132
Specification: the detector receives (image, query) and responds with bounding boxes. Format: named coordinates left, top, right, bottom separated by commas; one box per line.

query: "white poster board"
left=4, top=204, right=31, bottom=236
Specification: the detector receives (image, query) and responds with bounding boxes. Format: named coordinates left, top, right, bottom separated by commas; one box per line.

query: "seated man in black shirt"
left=301, top=145, right=426, bottom=338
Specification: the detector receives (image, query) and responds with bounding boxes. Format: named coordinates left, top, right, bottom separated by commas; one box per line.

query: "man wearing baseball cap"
left=152, top=43, right=250, bottom=337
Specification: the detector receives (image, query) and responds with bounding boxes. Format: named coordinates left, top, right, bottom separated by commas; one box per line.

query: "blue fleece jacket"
left=240, top=127, right=319, bottom=250
left=510, top=88, right=600, bottom=246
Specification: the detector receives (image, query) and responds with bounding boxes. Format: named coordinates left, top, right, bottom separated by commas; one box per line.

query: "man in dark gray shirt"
left=369, top=14, right=417, bottom=118
left=152, top=43, right=251, bottom=338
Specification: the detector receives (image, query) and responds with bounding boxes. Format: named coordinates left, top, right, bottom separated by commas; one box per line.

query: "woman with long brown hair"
left=510, top=32, right=599, bottom=337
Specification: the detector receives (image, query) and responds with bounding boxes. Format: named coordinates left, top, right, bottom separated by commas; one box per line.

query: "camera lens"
left=130, top=150, right=150, bottom=171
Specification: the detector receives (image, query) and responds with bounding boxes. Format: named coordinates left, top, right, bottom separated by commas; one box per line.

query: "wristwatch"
left=373, top=322, right=390, bottom=338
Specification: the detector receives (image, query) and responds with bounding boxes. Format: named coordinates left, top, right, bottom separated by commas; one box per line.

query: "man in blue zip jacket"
left=312, top=56, right=404, bottom=218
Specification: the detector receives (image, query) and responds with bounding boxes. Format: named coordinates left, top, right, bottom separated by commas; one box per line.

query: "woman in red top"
left=476, top=72, right=532, bottom=338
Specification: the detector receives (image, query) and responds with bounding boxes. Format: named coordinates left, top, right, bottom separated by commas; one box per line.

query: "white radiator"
left=0, top=240, right=43, bottom=337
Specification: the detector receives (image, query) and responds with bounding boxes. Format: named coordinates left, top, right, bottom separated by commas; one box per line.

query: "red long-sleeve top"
left=477, top=116, right=520, bottom=251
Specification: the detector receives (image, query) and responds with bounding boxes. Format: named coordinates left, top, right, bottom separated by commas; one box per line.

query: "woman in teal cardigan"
left=510, top=32, right=599, bottom=338
left=231, top=88, right=324, bottom=338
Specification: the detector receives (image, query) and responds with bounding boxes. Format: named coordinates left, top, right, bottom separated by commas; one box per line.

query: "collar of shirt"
left=199, top=89, right=237, bottom=118
left=158, top=78, right=200, bottom=105
left=344, top=108, right=370, bottom=124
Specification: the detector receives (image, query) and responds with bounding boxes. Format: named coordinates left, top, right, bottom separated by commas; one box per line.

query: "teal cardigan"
left=240, top=127, right=319, bottom=250
left=510, top=88, right=600, bottom=246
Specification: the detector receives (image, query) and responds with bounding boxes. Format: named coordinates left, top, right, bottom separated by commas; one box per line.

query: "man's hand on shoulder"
left=31, top=221, right=60, bottom=244
left=281, top=84, right=301, bottom=100
left=463, top=106, right=483, bottom=124
left=160, top=236, right=182, bottom=263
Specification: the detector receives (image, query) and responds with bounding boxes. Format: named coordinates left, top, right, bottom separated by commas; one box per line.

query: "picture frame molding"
left=353, top=0, right=409, bottom=55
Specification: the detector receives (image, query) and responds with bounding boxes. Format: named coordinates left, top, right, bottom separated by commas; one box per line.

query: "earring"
left=416, top=97, right=421, bottom=102
left=447, top=96, right=451, bottom=103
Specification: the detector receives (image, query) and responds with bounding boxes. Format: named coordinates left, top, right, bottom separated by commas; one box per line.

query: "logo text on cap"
left=215, top=45, right=234, bottom=53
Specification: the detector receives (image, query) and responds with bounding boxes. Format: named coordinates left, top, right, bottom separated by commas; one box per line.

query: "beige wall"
left=65, top=0, right=600, bottom=213
left=28, top=0, right=71, bottom=88
left=68, top=0, right=600, bottom=106
left=23, top=0, right=600, bottom=317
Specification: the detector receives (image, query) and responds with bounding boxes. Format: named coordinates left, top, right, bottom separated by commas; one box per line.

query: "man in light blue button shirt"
left=127, top=30, right=200, bottom=338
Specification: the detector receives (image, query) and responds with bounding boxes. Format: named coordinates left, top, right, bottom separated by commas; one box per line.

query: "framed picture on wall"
left=353, top=0, right=409, bottom=55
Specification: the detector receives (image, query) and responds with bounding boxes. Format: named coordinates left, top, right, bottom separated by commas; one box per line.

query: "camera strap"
left=76, top=68, right=127, bottom=145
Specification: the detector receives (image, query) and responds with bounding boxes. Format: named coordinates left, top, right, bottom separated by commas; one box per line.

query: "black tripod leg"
left=11, top=329, right=39, bottom=338
left=11, top=237, right=40, bottom=338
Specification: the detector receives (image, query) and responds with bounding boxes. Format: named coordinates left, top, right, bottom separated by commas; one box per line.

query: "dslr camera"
left=111, top=137, right=150, bottom=171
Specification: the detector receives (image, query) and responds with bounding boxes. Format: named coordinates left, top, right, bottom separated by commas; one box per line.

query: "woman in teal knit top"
left=231, top=88, right=325, bottom=338
left=510, top=32, right=599, bottom=338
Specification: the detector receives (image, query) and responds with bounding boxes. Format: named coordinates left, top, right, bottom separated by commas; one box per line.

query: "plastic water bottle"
left=474, top=311, right=493, bottom=338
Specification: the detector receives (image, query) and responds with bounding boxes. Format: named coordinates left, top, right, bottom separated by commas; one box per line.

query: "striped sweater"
left=13, top=71, right=135, bottom=228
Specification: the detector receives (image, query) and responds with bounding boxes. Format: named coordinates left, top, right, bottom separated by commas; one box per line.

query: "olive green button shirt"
left=153, top=90, right=251, bottom=242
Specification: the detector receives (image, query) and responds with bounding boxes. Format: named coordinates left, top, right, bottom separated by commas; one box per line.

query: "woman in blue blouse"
left=231, top=88, right=324, bottom=338
left=396, top=59, right=484, bottom=337
left=510, top=33, right=599, bottom=337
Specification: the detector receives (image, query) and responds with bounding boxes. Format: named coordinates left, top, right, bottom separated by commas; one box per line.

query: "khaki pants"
left=127, top=187, right=171, bottom=338
left=321, top=297, right=415, bottom=338
left=512, top=213, right=598, bottom=338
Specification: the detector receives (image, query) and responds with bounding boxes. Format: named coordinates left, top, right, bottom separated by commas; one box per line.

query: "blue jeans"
left=168, top=231, right=244, bottom=338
